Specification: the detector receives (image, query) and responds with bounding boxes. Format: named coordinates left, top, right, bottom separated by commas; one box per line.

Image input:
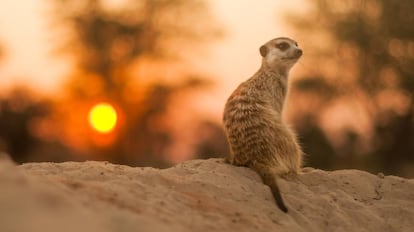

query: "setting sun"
left=88, top=103, right=118, bottom=133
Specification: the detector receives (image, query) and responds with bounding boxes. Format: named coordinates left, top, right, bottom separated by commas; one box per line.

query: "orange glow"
left=88, top=103, right=118, bottom=133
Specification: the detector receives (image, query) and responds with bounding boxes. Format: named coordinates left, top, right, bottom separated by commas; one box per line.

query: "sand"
left=0, top=158, right=413, bottom=232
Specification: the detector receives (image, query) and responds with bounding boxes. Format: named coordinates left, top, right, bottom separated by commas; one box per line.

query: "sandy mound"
left=0, top=158, right=413, bottom=232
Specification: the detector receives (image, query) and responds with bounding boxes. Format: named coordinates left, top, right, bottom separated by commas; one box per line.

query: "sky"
left=0, top=0, right=306, bottom=110
left=0, top=0, right=69, bottom=93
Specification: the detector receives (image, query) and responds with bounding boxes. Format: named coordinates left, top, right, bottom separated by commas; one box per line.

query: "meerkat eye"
left=276, top=42, right=289, bottom=51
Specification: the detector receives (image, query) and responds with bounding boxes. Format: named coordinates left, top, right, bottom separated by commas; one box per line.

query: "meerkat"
left=222, top=37, right=303, bottom=213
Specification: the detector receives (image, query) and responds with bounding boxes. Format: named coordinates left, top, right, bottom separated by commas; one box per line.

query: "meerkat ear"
left=259, top=45, right=268, bottom=57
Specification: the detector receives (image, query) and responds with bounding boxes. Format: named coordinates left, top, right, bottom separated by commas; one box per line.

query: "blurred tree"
left=286, top=0, right=414, bottom=177
left=0, top=87, right=75, bottom=163
left=48, top=0, right=226, bottom=166
left=194, top=120, right=230, bottom=160
left=0, top=88, right=43, bottom=162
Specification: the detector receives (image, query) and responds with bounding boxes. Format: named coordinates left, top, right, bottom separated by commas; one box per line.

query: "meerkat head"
left=259, top=37, right=302, bottom=75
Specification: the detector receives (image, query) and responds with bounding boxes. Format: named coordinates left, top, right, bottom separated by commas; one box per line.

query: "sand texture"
left=0, top=158, right=413, bottom=232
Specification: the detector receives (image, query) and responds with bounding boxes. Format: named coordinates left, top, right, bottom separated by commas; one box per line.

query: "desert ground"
left=1, top=156, right=413, bottom=232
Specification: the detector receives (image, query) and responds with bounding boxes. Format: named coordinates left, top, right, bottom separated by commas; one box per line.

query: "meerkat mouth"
left=283, top=54, right=302, bottom=60
left=282, top=56, right=300, bottom=61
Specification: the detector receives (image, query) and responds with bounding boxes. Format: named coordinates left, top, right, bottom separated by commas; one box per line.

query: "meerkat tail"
left=260, top=172, right=288, bottom=213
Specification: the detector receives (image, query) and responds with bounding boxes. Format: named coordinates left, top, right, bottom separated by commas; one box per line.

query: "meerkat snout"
left=294, top=49, right=303, bottom=58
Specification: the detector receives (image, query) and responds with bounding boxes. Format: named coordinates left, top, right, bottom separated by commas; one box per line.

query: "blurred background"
left=0, top=0, right=413, bottom=177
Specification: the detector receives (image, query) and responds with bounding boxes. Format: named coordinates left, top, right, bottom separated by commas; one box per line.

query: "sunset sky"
left=0, top=1, right=306, bottom=99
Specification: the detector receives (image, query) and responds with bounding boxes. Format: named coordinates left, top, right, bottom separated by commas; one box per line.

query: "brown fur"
left=223, top=37, right=303, bottom=213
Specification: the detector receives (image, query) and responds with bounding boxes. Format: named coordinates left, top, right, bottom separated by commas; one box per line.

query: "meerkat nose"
left=296, top=49, right=303, bottom=57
